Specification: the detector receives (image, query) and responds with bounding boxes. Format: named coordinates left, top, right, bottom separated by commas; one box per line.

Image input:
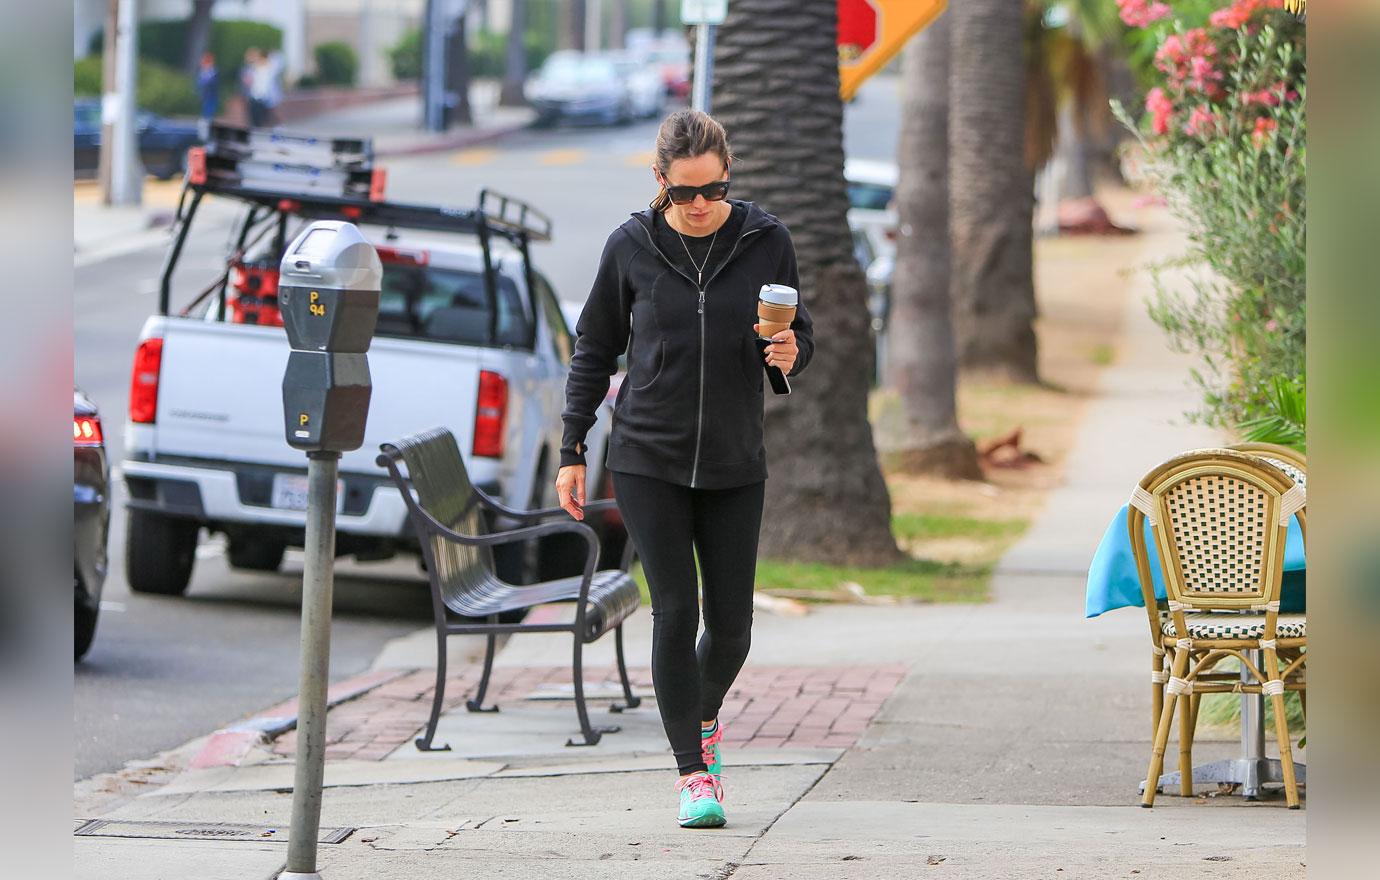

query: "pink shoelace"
left=677, top=771, right=722, bottom=801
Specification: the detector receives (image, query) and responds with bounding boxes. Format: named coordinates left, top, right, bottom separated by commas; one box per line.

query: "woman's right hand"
left=556, top=464, right=587, bottom=521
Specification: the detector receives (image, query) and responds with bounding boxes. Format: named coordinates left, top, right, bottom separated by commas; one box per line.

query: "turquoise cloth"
left=1085, top=504, right=1306, bottom=618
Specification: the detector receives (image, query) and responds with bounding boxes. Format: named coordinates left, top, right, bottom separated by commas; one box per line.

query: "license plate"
left=270, top=473, right=345, bottom=513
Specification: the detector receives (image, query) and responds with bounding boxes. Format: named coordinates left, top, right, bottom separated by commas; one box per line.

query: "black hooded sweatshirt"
left=560, top=199, right=815, bottom=489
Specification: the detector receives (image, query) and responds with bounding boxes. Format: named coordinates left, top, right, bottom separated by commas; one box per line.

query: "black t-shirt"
left=651, top=201, right=747, bottom=288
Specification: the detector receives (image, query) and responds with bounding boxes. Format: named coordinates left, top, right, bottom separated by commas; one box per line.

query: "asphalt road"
left=73, top=79, right=900, bottom=781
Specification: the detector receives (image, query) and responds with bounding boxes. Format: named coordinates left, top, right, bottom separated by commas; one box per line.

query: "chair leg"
left=415, top=629, right=452, bottom=752
left=610, top=624, right=642, bottom=713
left=1151, top=651, right=1165, bottom=741
left=1178, top=691, right=1195, bottom=797
left=566, top=631, right=619, bottom=747
left=467, top=619, right=501, bottom=713
left=1143, top=649, right=1188, bottom=807
left=1264, top=648, right=1301, bottom=809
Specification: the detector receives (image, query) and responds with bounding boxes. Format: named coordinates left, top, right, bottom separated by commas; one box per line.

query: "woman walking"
left=556, top=109, right=815, bottom=828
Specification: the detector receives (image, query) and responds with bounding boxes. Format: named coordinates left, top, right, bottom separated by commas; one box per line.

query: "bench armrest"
left=476, top=488, right=619, bottom=522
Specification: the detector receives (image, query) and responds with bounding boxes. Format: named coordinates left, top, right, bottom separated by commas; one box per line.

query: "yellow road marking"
left=451, top=147, right=498, bottom=166
left=624, top=150, right=655, bottom=167
left=539, top=148, right=587, bottom=166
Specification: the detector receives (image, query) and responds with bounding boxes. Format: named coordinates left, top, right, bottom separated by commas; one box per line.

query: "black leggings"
left=611, top=469, right=764, bottom=775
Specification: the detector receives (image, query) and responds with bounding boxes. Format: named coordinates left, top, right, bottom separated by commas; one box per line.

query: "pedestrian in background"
left=556, top=109, right=815, bottom=830
left=240, top=48, right=277, bottom=128
left=195, top=52, right=219, bottom=141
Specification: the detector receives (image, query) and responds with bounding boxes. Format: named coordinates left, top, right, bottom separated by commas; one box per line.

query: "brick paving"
left=274, top=663, right=907, bottom=762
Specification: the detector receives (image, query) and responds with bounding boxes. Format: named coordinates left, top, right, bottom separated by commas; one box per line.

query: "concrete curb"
left=189, top=668, right=409, bottom=770
left=374, top=116, right=533, bottom=158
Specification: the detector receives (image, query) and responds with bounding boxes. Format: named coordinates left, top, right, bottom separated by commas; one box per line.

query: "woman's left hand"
left=755, top=325, right=797, bottom=374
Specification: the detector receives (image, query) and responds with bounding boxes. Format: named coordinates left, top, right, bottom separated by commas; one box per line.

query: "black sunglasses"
left=662, top=179, right=731, bottom=206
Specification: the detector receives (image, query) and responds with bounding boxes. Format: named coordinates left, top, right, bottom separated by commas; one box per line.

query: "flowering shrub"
left=1113, top=1, right=1305, bottom=432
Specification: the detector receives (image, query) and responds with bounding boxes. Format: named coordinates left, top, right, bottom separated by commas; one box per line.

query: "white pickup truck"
left=121, top=176, right=619, bottom=596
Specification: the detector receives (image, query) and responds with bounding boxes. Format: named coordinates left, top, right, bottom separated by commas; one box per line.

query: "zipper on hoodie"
left=631, top=218, right=764, bottom=488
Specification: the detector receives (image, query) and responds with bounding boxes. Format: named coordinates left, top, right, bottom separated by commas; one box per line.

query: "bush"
left=389, top=28, right=422, bottom=81
left=313, top=41, right=358, bottom=87
left=390, top=27, right=554, bottom=82
left=86, top=18, right=283, bottom=103
left=1114, top=2, right=1305, bottom=431
left=73, top=55, right=200, bottom=117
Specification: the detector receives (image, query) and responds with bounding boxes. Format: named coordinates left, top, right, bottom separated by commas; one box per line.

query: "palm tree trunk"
left=714, top=0, right=904, bottom=567
left=887, top=15, right=983, bottom=479
left=561, top=0, right=587, bottom=52
left=950, top=0, right=1040, bottom=382
left=608, top=0, right=628, bottom=49
left=500, top=0, right=528, bottom=106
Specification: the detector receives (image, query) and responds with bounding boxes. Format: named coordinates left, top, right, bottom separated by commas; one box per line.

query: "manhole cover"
left=75, top=819, right=354, bottom=844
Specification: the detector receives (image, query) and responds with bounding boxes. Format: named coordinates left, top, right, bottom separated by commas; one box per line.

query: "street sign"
left=838, top=0, right=947, bottom=100
left=682, top=0, right=728, bottom=26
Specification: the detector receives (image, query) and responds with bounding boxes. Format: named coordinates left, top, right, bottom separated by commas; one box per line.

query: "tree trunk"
left=608, top=0, right=628, bottom=49
left=183, top=0, right=217, bottom=75
left=887, top=16, right=983, bottom=480
left=446, top=13, right=473, bottom=126
left=500, top=0, right=528, bottom=106
left=950, top=0, right=1040, bottom=383
left=714, top=0, right=904, bottom=567
left=560, top=0, right=587, bottom=52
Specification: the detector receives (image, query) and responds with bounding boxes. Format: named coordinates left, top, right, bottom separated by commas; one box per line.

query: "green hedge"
left=313, top=41, right=358, bottom=87
left=87, top=18, right=282, bottom=100
left=389, top=27, right=553, bottom=82
left=73, top=55, right=200, bottom=117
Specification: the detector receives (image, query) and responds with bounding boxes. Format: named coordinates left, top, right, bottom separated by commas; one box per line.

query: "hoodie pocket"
left=630, top=339, right=667, bottom=393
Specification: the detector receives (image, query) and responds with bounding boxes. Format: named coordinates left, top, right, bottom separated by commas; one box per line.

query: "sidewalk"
left=73, top=208, right=1304, bottom=878
left=73, top=83, right=533, bottom=268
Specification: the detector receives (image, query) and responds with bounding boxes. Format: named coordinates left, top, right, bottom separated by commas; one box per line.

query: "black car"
left=73, top=98, right=200, bottom=180
left=74, top=389, right=110, bottom=661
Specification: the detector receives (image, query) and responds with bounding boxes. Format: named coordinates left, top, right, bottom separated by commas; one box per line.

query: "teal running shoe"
left=676, top=771, right=725, bottom=828
left=701, top=720, right=724, bottom=780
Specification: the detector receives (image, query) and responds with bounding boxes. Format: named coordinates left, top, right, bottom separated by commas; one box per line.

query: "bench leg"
left=610, top=624, right=642, bottom=713
left=467, top=619, right=500, bottom=713
left=415, top=628, right=452, bottom=752
left=567, top=631, right=620, bottom=747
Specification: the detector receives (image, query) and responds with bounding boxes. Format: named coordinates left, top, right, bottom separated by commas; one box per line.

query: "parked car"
left=605, top=51, right=667, bottom=119
left=526, top=52, right=634, bottom=127
left=74, top=389, right=110, bottom=661
left=120, top=145, right=618, bottom=597
left=844, top=157, right=898, bottom=261
left=73, top=98, right=200, bottom=180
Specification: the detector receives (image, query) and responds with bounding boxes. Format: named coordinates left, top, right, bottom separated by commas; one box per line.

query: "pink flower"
left=1145, top=87, right=1174, bottom=135
left=1210, top=0, right=1286, bottom=30
left=1118, top=0, right=1172, bottom=28
left=1264, top=320, right=1280, bottom=332
left=1184, top=105, right=1220, bottom=137
left=1189, top=55, right=1223, bottom=92
left=1252, top=116, right=1278, bottom=148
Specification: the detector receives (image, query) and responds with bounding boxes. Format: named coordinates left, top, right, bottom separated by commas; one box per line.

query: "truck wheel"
left=227, top=538, right=286, bottom=572
left=126, top=510, right=199, bottom=596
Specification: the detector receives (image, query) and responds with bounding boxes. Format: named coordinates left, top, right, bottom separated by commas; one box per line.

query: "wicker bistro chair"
left=1129, top=449, right=1307, bottom=808
left=377, top=427, right=643, bottom=751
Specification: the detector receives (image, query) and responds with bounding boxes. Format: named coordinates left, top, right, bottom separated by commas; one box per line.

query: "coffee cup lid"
left=759, top=284, right=798, bottom=306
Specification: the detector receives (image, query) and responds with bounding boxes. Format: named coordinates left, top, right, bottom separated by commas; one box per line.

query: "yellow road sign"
left=838, top=0, right=947, bottom=101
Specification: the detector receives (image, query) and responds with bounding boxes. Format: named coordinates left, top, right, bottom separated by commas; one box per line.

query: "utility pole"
left=109, top=0, right=143, bottom=206
left=98, top=0, right=118, bottom=203
left=683, top=1, right=725, bottom=114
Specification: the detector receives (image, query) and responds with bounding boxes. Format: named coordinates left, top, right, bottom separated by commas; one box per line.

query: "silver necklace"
left=674, top=222, right=719, bottom=288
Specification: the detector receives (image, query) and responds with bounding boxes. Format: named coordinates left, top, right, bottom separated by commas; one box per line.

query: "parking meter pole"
left=692, top=23, right=716, bottom=114
left=283, top=450, right=341, bottom=879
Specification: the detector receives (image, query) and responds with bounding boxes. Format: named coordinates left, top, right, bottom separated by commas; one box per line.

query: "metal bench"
left=377, top=427, right=642, bottom=749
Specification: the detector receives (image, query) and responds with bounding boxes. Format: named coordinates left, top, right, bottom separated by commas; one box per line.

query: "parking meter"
left=278, top=221, right=382, bottom=452
left=277, top=220, right=380, bottom=880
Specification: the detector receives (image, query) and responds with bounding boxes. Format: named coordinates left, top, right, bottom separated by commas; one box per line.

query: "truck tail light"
left=473, top=370, right=508, bottom=458
left=73, top=415, right=103, bottom=446
left=129, top=337, right=164, bottom=424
